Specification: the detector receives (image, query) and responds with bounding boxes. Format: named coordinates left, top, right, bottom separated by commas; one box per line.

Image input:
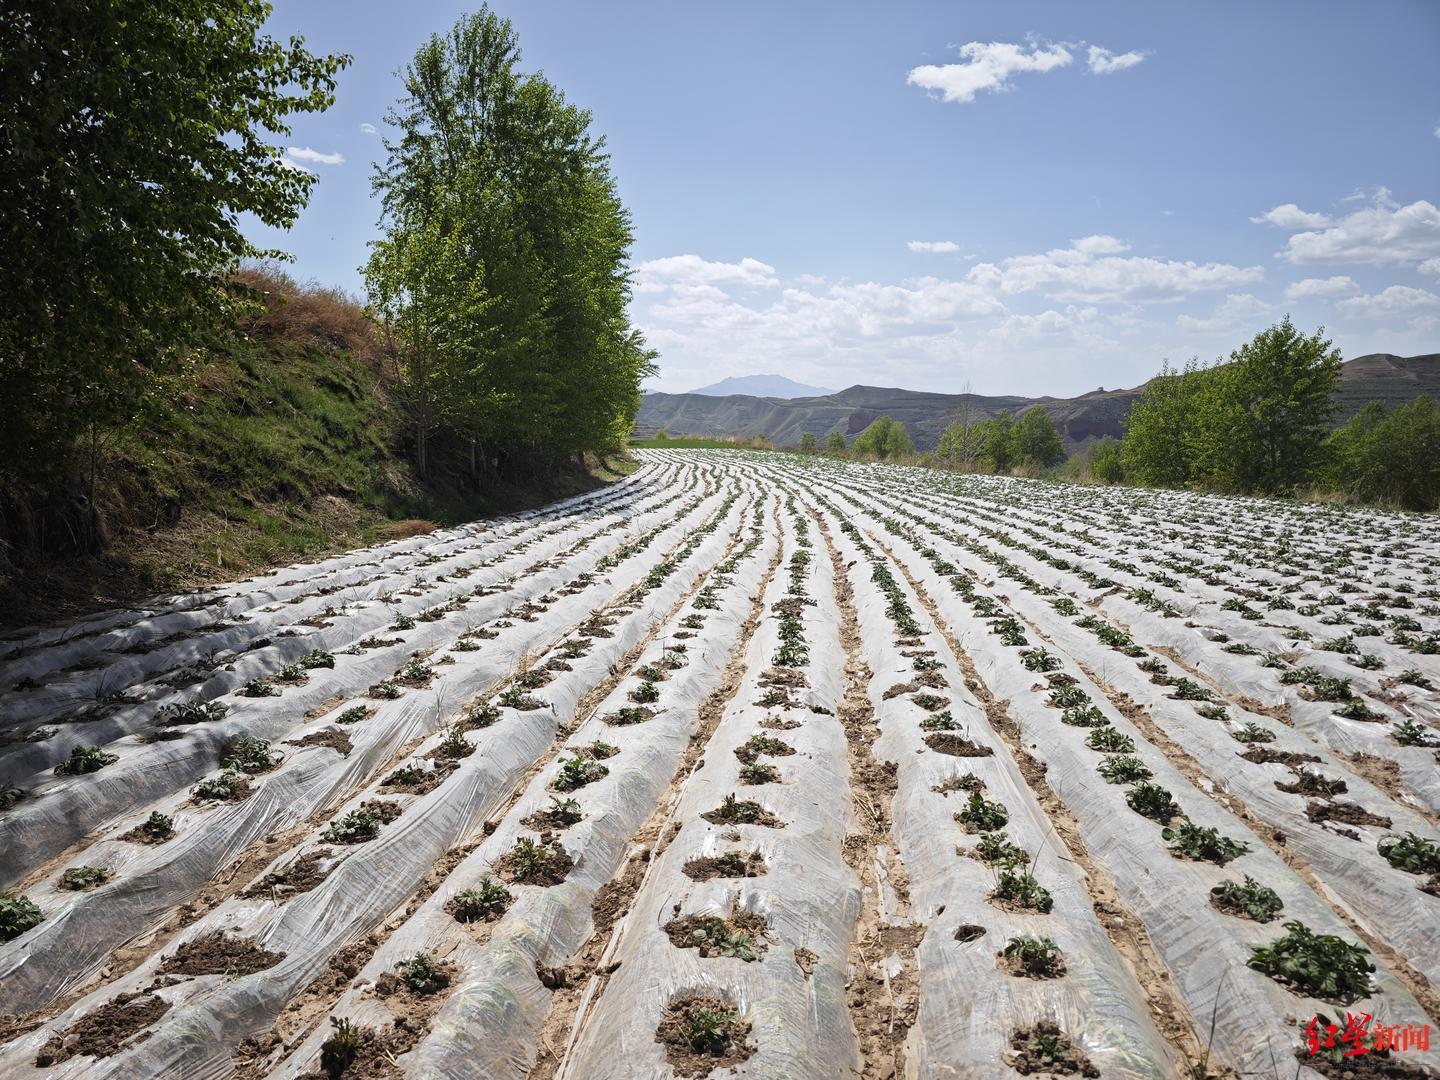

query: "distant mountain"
left=687, top=373, right=835, bottom=398
left=636, top=353, right=1440, bottom=451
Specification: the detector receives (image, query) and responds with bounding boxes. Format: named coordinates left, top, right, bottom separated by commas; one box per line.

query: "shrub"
left=55, top=745, right=119, bottom=776
left=1162, top=819, right=1250, bottom=865
left=1248, top=921, right=1373, bottom=1004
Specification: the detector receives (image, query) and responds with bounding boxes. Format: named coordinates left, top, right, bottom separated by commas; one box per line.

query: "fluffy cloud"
left=1251, top=204, right=1332, bottom=229
left=1419, top=258, right=1440, bottom=277
left=907, top=41, right=1071, bottom=104
left=359, top=122, right=378, bottom=135
left=1087, top=46, right=1147, bottom=74
left=1175, top=293, right=1274, bottom=332
left=908, top=240, right=960, bottom=253
left=634, top=255, right=778, bottom=294
left=967, top=236, right=1262, bottom=303
left=1273, top=191, right=1440, bottom=265
left=281, top=146, right=345, bottom=171
left=1284, top=275, right=1357, bottom=300
left=1335, top=286, right=1440, bottom=319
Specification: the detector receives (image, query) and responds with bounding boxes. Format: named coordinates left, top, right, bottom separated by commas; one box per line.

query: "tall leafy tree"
left=1221, top=317, right=1342, bottom=493
left=0, top=1, right=349, bottom=488
left=825, top=430, right=848, bottom=453
left=852, top=416, right=914, bottom=459
left=978, top=411, right=1015, bottom=473
left=1011, top=407, right=1066, bottom=470
left=1121, top=360, right=1205, bottom=486
left=367, top=7, right=652, bottom=477
left=798, top=432, right=818, bottom=453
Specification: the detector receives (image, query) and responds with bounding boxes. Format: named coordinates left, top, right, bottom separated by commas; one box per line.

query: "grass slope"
left=0, top=271, right=631, bottom=630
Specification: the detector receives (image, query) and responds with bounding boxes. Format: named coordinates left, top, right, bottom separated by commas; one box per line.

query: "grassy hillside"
left=0, top=269, right=631, bottom=630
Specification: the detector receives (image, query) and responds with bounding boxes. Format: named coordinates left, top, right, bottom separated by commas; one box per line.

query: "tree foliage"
left=0, top=0, right=350, bottom=484
left=1010, top=407, right=1066, bottom=470
left=798, top=431, right=817, bottom=453
left=852, top=416, right=913, bottom=459
left=366, top=6, right=653, bottom=476
left=1120, top=319, right=1343, bottom=497
left=825, top=430, right=848, bottom=452
left=978, top=411, right=1015, bottom=473
left=1320, top=396, right=1440, bottom=510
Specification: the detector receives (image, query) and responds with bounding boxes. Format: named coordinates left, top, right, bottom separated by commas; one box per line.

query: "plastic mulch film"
left=559, top=503, right=864, bottom=1079
left=0, top=490, right=744, bottom=1024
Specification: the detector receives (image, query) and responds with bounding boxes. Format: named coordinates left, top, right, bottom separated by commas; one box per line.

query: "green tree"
left=937, top=418, right=983, bottom=470
left=1322, top=396, right=1440, bottom=510
left=368, top=7, right=652, bottom=477
left=1120, top=360, right=1204, bottom=486
left=798, top=431, right=818, bottom=453
left=0, top=0, right=349, bottom=495
left=852, top=417, right=914, bottom=460
left=825, top=430, right=848, bottom=453
left=1220, top=317, right=1342, bottom=493
left=1011, top=407, right=1066, bottom=470
left=978, top=411, right=1015, bottom=473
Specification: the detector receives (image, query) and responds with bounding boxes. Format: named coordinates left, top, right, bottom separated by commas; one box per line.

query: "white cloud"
left=1275, top=192, right=1440, bottom=265
left=967, top=236, right=1261, bottom=303
left=1335, top=285, right=1440, bottom=319
left=1250, top=204, right=1332, bottom=229
left=1176, top=293, right=1274, bottom=332
left=907, top=40, right=1071, bottom=104
left=359, top=122, right=378, bottom=135
left=1434, top=124, right=1440, bottom=141
left=283, top=146, right=345, bottom=167
left=1284, top=275, right=1357, bottom=300
left=908, top=240, right=960, bottom=253
left=1087, top=46, right=1147, bottom=74
left=1418, top=258, right=1440, bottom=277
left=634, top=254, right=778, bottom=294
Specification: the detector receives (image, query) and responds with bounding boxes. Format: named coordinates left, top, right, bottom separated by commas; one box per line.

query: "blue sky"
left=252, top=0, right=1440, bottom=396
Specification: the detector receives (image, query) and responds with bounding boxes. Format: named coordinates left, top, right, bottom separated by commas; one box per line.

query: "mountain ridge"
left=636, top=353, right=1440, bottom=451
left=687, top=373, right=835, bottom=398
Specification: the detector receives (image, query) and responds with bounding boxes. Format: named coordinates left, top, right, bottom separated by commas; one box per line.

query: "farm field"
left=1, top=449, right=1437, bottom=1079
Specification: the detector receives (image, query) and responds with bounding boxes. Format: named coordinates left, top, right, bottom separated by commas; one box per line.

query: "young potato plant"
left=0, top=890, right=44, bottom=941
left=55, top=744, right=119, bottom=776
left=553, top=755, right=609, bottom=792
left=1210, top=876, right=1284, bottom=923
left=223, top=736, right=280, bottom=774
left=1247, top=921, right=1374, bottom=1004
left=957, top=792, right=1009, bottom=832
left=450, top=877, right=512, bottom=923
left=1085, top=727, right=1136, bottom=754
left=992, top=868, right=1053, bottom=913
left=1125, top=781, right=1181, bottom=823
left=1162, top=819, right=1250, bottom=865
left=1000, top=934, right=1066, bottom=978
left=1097, top=754, right=1151, bottom=784
left=1377, top=833, right=1440, bottom=875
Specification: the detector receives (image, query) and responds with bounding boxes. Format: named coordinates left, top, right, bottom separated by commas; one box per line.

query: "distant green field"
left=629, top=435, right=769, bottom=449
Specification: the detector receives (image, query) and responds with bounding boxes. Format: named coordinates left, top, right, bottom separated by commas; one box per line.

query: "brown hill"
left=635, top=353, right=1440, bottom=451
